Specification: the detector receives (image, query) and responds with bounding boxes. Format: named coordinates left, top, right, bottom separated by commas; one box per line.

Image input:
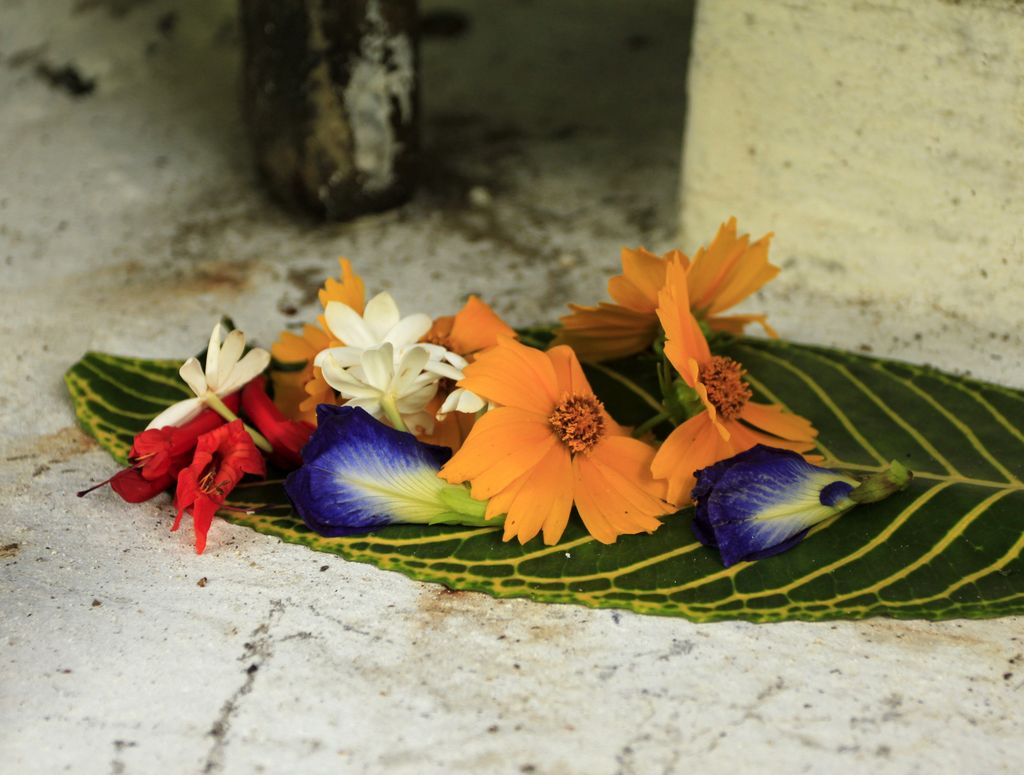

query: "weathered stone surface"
left=681, top=0, right=1024, bottom=386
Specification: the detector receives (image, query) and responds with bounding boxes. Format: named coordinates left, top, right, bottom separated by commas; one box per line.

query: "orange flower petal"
left=271, top=332, right=313, bottom=364
left=423, top=314, right=455, bottom=345
left=707, top=236, right=778, bottom=314
left=270, top=370, right=311, bottom=423
left=686, top=218, right=778, bottom=317
left=686, top=218, right=743, bottom=310
left=417, top=399, right=477, bottom=453
left=706, top=313, right=778, bottom=338
left=650, top=413, right=724, bottom=504
left=607, top=247, right=674, bottom=311
left=545, top=344, right=593, bottom=396
left=739, top=401, right=818, bottom=443
left=553, top=303, right=661, bottom=362
left=438, top=407, right=554, bottom=498
left=569, top=461, right=619, bottom=544
left=727, top=415, right=818, bottom=455
left=486, top=467, right=530, bottom=522
left=498, top=443, right=574, bottom=545
left=573, top=451, right=664, bottom=542
left=318, top=257, right=366, bottom=315
left=270, top=324, right=334, bottom=423
left=448, top=296, right=516, bottom=355
left=296, top=367, right=337, bottom=423
left=588, top=435, right=671, bottom=513
left=459, top=336, right=559, bottom=412
left=656, top=258, right=712, bottom=378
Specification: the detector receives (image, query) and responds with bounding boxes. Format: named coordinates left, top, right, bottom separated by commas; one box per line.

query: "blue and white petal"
left=692, top=445, right=859, bottom=567
left=285, top=405, right=489, bottom=536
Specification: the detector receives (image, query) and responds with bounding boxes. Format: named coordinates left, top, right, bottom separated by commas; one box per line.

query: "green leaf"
left=64, top=340, right=1024, bottom=622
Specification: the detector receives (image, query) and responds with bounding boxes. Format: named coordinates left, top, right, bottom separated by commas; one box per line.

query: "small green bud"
left=848, top=460, right=913, bottom=504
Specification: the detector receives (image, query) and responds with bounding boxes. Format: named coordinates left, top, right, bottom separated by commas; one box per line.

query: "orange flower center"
left=548, top=394, right=606, bottom=454
left=699, top=355, right=752, bottom=420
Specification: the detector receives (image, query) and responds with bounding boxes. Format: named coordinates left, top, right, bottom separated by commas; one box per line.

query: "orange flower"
left=418, top=295, right=517, bottom=452
left=651, top=258, right=817, bottom=504
left=270, top=324, right=332, bottom=424
left=439, top=337, right=672, bottom=545
left=423, top=295, right=516, bottom=355
left=317, top=257, right=366, bottom=330
left=554, top=218, right=779, bottom=361
left=270, top=258, right=366, bottom=423
left=686, top=217, right=779, bottom=337
left=553, top=246, right=679, bottom=361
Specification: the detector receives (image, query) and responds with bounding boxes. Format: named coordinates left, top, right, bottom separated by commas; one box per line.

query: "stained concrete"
left=1, top=1, right=1021, bottom=773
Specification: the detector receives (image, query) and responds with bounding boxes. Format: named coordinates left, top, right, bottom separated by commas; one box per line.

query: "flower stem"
left=379, top=394, right=409, bottom=433
left=438, top=484, right=489, bottom=520
left=206, top=393, right=273, bottom=454
left=432, top=484, right=501, bottom=527
left=632, top=410, right=672, bottom=439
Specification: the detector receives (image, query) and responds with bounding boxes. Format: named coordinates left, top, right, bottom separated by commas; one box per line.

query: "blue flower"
left=692, top=445, right=879, bottom=567
left=285, top=405, right=494, bottom=536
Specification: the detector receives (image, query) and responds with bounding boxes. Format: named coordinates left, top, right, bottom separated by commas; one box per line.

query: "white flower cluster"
left=313, top=292, right=484, bottom=434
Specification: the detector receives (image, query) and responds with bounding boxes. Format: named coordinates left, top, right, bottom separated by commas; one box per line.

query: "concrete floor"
left=1, top=1, right=1021, bottom=773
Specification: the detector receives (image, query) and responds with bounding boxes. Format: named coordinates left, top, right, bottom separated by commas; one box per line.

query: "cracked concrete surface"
left=1, top=0, right=1021, bottom=773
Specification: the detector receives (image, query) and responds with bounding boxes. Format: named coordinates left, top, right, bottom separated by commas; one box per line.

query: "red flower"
left=130, top=394, right=240, bottom=480
left=108, top=467, right=176, bottom=503
left=78, top=395, right=242, bottom=503
left=241, top=375, right=314, bottom=470
left=173, top=420, right=266, bottom=554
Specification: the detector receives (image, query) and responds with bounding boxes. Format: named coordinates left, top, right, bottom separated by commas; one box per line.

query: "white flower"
left=146, top=323, right=271, bottom=429
left=323, top=291, right=432, bottom=350
left=317, top=291, right=488, bottom=428
left=438, top=386, right=486, bottom=419
left=420, top=345, right=490, bottom=421
left=315, top=343, right=442, bottom=434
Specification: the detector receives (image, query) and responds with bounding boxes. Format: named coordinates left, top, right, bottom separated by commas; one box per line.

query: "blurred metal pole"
left=240, top=0, right=419, bottom=220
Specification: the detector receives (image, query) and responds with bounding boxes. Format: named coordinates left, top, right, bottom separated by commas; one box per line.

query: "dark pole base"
left=240, top=0, right=419, bottom=221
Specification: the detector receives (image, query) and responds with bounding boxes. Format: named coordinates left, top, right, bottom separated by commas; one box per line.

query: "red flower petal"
left=173, top=420, right=266, bottom=553
left=242, top=375, right=314, bottom=469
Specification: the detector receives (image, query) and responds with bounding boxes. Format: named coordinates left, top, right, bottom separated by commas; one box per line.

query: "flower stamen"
left=699, top=355, right=752, bottom=420
left=549, top=394, right=606, bottom=454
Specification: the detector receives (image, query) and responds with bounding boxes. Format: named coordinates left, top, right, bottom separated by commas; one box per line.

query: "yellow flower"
left=650, top=258, right=816, bottom=504
left=552, top=246, right=678, bottom=361
left=553, top=218, right=779, bottom=361
left=439, top=337, right=672, bottom=545
left=686, top=217, right=779, bottom=337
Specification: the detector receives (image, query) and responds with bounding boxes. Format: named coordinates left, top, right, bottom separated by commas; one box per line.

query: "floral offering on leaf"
left=78, top=224, right=913, bottom=566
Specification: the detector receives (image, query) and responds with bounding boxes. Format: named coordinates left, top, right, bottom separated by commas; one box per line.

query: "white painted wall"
left=681, top=0, right=1024, bottom=385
